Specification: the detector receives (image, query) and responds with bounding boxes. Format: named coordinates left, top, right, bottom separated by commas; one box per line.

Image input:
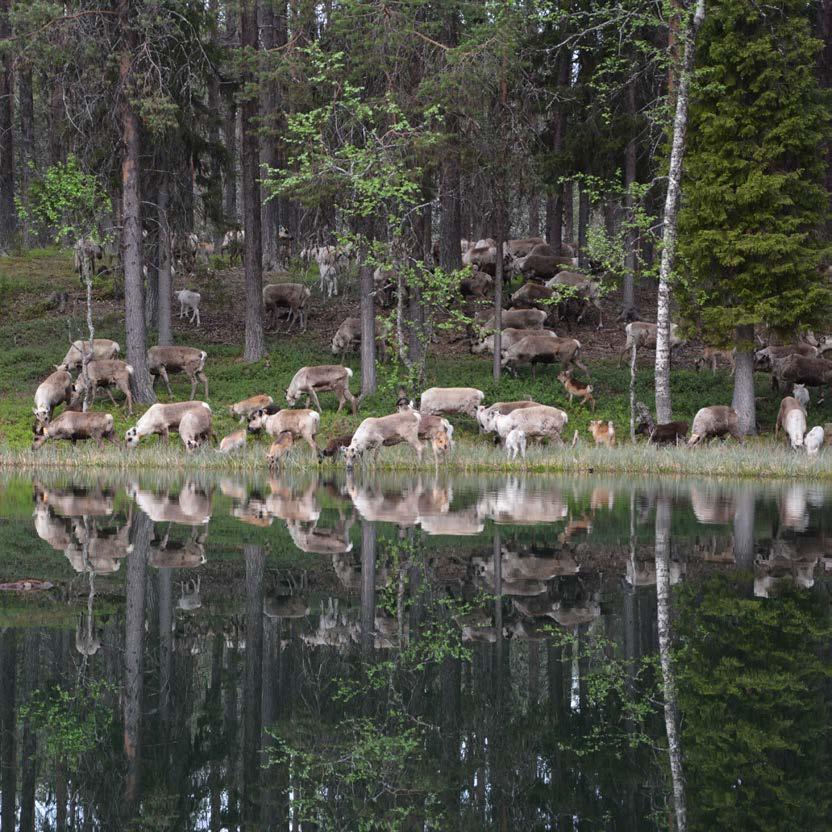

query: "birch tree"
left=655, top=0, right=705, bottom=424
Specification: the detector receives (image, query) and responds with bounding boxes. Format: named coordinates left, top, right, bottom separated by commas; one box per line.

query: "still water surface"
left=0, top=471, right=829, bottom=831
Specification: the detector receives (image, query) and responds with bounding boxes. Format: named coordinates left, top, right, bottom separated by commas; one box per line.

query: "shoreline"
left=2, top=439, right=830, bottom=481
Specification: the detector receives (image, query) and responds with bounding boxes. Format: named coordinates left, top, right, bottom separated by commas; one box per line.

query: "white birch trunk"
left=655, top=495, right=687, bottom=831
left=655, top=0, right=706, bottom=423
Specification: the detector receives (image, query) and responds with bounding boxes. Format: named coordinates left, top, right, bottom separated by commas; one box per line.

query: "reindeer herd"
left=32, top=230, right=832, bottom=462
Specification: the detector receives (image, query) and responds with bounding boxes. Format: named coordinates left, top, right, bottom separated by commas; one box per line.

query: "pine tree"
left=678, top=0, right=831, bottom=434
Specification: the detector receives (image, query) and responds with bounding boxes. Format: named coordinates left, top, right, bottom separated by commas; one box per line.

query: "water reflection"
left=0, top=471, right=830, bottom=829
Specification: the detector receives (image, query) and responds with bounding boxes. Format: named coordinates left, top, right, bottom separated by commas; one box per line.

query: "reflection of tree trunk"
left=528, top=640, right=539, bottom=707
left=547, top=641, right=563, bottom=717
left=124, top=511, right=151, bottom=812
left=0, top=629, right=17, bottom=831
left=733, top=487, right=756, bottom=572
left=360, top=521, right=376, bottom=656
left=158, top=568, right=173, bottom=729
left=19, top=631, right=38, bottom=832
left=655, top=496, right=687, bottom=831
left=242, top=545, right=265, bottom=826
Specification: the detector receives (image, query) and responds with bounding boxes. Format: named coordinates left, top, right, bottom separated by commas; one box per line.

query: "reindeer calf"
left=557, top=370, right=595, bottom=410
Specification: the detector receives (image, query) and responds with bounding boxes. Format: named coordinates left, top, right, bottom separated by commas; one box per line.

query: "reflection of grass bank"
left=3, top=438, right=832, bottom=480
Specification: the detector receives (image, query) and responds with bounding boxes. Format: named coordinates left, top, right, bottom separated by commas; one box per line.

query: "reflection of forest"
left=0, top=473, right=829, bottom=829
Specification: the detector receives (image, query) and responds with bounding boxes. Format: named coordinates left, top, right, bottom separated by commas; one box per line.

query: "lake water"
left=0, top=470, right=829, bottom=831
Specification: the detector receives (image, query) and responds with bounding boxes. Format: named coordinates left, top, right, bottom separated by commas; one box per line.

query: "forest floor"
left=2, top=247, right=831, bottom=476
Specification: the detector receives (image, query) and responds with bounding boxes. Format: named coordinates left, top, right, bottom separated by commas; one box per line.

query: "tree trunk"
left=563, top=180, right=574, bottom=244
left=0, top=0, right=16, bottom=251
left=577, top=185, right=590, bottom=269
left=360, top=521, right=376, bottom=656
left=207, top=0, right=224, bottom=247
left=260, top=0, right=280, bottom=271
left=655, top=0, right=705, bottom=423
left=546, top=51, right=569, bottom=253
left=655, top=495, right=687, bottom=832
left=360, top=258, right=377, bottom=396
left=493, top=202, right=504, bottom=382
left=439, top=9, right=462, bottom=271
left=119, top=0, right=155, bottom=403
left=0, top=629, right=17, bottom=832
left=819, top=0, right=832, bottom=233
left=732, top=324, right=756, bottom=435
left=242, top=545, right=265, bottom=825
left=157, top=178, right=172, bottom=346
left=144, top=200, right=158, bottom=328
left=629, top=342, right=637, bottom=442
left=222, top=1, right=238, bottom=225
left=124, top=511, right=151, bottom=813
left=47, top=74, right=65, bottom=166
left=528, top=191, right=540, bottom=237
left=241, top=0, right=265, bottom=362
left=17, top=67, right=34, bottom=246
left=622, top=79, right=638, bottom=319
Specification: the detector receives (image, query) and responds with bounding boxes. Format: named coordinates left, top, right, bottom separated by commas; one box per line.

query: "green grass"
left=3, top=247, right=832, bottom=479
left=3, top=437, right=832, bottom=480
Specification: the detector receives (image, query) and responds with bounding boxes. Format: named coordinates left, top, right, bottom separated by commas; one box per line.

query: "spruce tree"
left=678, top=0, right=831, bottom=434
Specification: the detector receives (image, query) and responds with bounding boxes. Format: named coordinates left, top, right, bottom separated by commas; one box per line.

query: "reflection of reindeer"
left=476, top=478, right=568, bottom=525
left=127, top=481, right=211, bottom=525
left=75, top=614, right=102, bottom=656
left=177, top=576, right=202, bottom=612
left=287, top=508, right=354, bottom=554
left=690, top=485, right=735, bottom=525
left=778, top=485, right=809, bottom=532
left=36, top=484, right=114, bottom=517
left=331, top=551, right=390, bottom=591
left=346, top=479, right=424, bottom=526
left=262, top=479, right=321, bottom=522
left=33, top=503, right=73, bottom=551
left=625, top=556, right=685, bottom=587
left=149, top=528, right=208, bottom=569
left=590, top=487, right=615, bottom=512
left=419, top=507, right=484, bottom=536
left=754, top=539, right=820, bottom=598
left=301, top=598, right=358, bottom=647
left=558, top=515, right=593, bottom=544
left=73, top=519, right=131, bottom=561
left=264, top=595, right=309, bottom=619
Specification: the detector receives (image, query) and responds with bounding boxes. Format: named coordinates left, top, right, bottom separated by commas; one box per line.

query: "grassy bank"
left=3, top=437, right=832, bottom=480
left=3, top=248, right=832, bottom=478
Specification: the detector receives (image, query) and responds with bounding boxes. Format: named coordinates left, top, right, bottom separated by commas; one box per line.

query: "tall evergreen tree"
left=678, top=0, right=831, bottom=434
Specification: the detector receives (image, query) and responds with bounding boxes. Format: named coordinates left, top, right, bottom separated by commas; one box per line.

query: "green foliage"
left=678, top=0, right=832, bottom=341
left=21, top=679, right=116, bottom=762
left=265, top=45, right=439, bottom=226
left=676, top=575, right=832, bottom=831
left=268, top=716, right=443, bottom=832
left=15, top=155, right=111, bottom=245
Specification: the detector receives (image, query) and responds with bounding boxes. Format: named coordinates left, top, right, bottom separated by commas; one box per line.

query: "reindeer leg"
left=160, top=367, right=174, bottom=398
left=310, top=389, right=323, bottom=413
left=189, top=373, right=197, bottom=401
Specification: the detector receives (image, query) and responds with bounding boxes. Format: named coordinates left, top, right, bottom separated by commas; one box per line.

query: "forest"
left=1, top=0, right=832, bottom=456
